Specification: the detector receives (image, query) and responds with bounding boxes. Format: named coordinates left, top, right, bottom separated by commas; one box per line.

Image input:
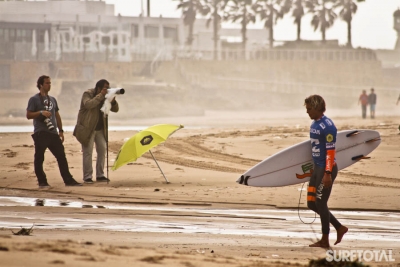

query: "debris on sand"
left=11, top=225, right=34, bottom=236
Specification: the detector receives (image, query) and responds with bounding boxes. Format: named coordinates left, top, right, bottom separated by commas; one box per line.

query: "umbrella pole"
left=149, top=150, right=169, bottom=183
left=105, top=115, right=109, bottom=184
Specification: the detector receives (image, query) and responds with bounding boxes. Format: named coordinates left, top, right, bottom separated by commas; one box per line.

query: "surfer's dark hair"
left=304, top=95, right=326, bottom=113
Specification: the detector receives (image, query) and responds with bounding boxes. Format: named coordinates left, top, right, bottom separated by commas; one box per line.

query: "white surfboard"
left=236, top=130, right=381, bottom=187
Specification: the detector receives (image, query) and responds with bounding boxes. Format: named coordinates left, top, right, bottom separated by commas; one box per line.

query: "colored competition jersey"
left=309, top=115, right=337, bottom=167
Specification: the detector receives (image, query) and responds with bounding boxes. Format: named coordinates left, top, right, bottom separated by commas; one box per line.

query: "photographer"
left=73, top=79, right=119, bottom=184
left=26, top=75, right=82, bottom=188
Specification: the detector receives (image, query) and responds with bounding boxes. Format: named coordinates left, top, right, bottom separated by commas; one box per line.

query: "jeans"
left=32, top=131, right=74, bottom=185
left=82, top=130, right=106, bottom=181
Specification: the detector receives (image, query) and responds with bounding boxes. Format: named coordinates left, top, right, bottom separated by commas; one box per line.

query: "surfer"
left=304, top=95, right=348, bottom=248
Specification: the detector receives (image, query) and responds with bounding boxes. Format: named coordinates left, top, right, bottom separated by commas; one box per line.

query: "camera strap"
left=38, top=93, right=50, bottom=111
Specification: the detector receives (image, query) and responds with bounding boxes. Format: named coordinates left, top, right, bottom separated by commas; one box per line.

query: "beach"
left=0, top=111, right=399, bottom=267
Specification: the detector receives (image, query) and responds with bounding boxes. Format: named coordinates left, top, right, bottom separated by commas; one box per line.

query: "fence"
left=0, top=41, right=379, bottom=63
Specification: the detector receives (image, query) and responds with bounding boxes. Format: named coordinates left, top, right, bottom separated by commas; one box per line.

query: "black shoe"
left=96, top=176, right=110, bottom=182
left=65, top=180, right=83, bottom=187
left=39, top=183, right=51, bottom=189
left=84, top=179, right=94, bottom=184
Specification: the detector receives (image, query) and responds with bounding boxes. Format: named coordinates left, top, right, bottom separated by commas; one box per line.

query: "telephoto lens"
left=44, top=118, right=55, bottom=130
left=107, top=88, right=125, bottom=95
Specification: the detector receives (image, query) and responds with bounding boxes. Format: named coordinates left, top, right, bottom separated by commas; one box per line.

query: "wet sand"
left=0, top=111, right=400, bottom=266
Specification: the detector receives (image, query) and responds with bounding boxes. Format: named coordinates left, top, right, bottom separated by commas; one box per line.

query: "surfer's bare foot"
left=334, top=226, right=348, bottom=245
left=309, top=240, right=330, bottom=248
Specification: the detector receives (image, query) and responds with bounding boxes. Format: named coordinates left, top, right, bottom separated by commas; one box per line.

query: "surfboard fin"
left=365, top=137, right=381, bottom=143
left=346, top=130, right=362, bottom=137
left=238, top=175, right=250, bottom=185
left=351, top=155, right=371, bottom=161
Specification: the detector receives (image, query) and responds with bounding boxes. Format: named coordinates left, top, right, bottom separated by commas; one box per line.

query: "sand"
left=0, top=111, right=400, bottom=267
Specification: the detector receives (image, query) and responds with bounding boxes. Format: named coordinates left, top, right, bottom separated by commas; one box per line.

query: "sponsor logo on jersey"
left=326, top=143, right=335, bottom=149
left=310, top=138, right=319, bottom=145
left=319, top=123, right=326, bottom=129
left=310, top=128, right=320, bottom=135
left=325, top=119, right=333, bottom=126
left=326, top=134, right=334, bottom=142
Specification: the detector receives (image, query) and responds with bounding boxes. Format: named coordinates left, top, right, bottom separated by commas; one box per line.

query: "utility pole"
left=147, top=0, right=150, bottom=17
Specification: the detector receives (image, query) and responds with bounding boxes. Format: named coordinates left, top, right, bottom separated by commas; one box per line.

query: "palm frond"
left=351, top=2, right=358, bottom=13
left=311, top=15, right=319, bottom=31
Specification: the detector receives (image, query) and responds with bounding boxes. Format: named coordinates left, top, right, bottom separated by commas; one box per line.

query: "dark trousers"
left=362, top=105, right=367, bottom=119
left=307, top=164, right=341, bottom=234
left=32, top=131, right=73, bottom=185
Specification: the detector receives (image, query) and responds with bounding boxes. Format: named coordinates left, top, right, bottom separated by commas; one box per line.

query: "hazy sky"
left=104, top=0, right=400, bottom=50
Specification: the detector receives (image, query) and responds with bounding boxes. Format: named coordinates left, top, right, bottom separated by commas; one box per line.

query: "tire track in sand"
left=143, top=135, right=260, bottom=173
left=109, top=128, right=308, bottom=173
left=109, top=132, right=262, bottom=174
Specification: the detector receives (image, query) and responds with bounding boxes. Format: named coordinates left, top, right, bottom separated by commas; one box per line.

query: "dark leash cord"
left=298, top=182, right=316, bottom=224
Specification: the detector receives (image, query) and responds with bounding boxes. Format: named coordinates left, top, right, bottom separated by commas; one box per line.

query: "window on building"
left=9, top=29, right=15, bottom=42
left=131, top=24, right=139, bottom=38
left=0, top=65, right=10, bottom=89
left=81, top=26, right=98, bottom=35
left=101, top=26, right=117, bottom=33
left=1, top=29, right=9, bottom=42
left=102, top=36, right=111, bottom=46
left=144, top=25, right=158, bottom=38
left=164, top=26, right=178, bottom=43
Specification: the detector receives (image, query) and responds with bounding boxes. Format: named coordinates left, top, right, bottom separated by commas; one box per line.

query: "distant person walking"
left=358, top=90, right=368, bottom=119
left=368, top=88, right=377, bottom=119
left=26, top=75, right=82, bottom=188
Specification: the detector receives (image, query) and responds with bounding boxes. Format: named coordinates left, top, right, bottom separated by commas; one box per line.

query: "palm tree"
left=305, top=0, right=337, bottom=43
left=198, top=0, right=229, bottom=59
left=224, top=0, right=257, bottom=53
left=175, top=0, right=203, bottom=46
left=254, top=0, right=292, bottom=48
left=334, top=0, right=364, bottom=48
left=292, top=0, right=305, bottom=41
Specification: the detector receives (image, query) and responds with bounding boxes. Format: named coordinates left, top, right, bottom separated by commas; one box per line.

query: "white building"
left=0, top=0, right=269, bottom=61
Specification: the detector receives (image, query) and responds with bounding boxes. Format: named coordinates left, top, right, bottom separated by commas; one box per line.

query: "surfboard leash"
left=297, top=182, right=316, bottom=224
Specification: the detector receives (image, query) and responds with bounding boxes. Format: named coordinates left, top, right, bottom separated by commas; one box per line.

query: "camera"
left=107, top=88, right=125, bottom=95
left=101, top=88, right=125, bottom=115
left=43, top=117, right=55, bottom=130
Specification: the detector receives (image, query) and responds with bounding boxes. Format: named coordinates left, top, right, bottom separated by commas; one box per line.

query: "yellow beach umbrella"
left=112, top=124, right=184, bottom=183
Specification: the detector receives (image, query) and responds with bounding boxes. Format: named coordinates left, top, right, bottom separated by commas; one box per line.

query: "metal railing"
left=0, top=41, right=379, bottom=62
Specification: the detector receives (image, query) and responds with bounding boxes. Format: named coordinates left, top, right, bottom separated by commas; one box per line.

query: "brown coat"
left=73, top=88, right=119, bottom=146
